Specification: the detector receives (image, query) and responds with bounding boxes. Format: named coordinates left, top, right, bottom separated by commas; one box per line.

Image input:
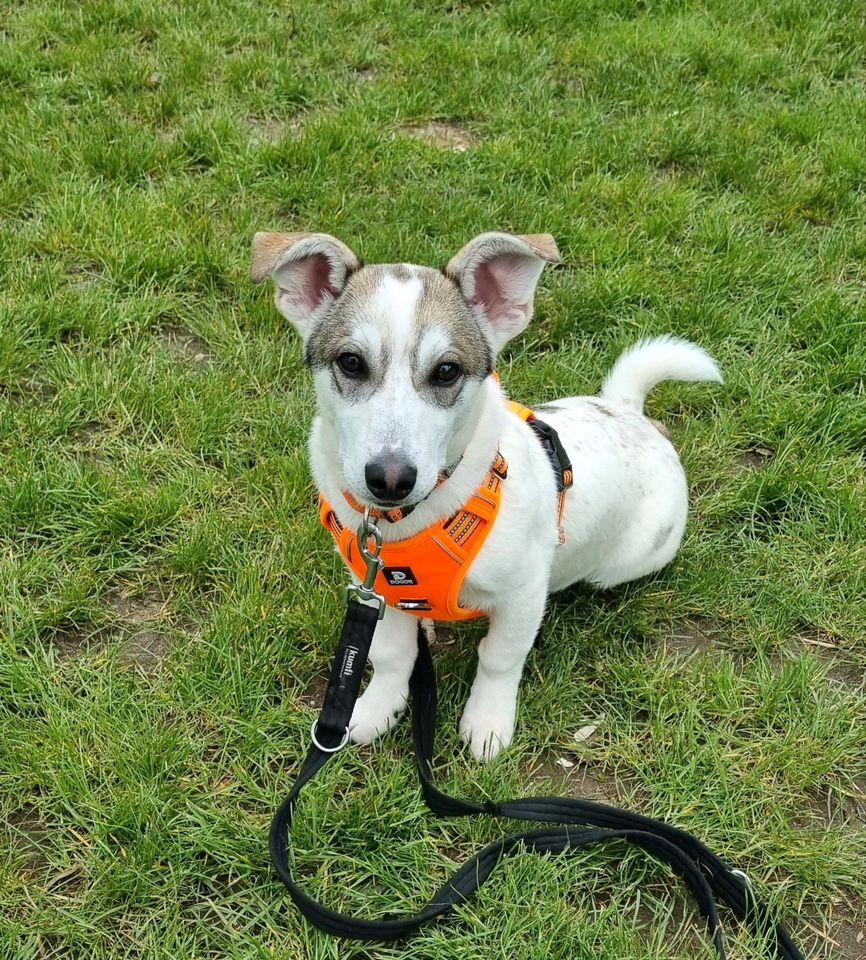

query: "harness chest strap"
left=320, top=451, right=508, bottom=621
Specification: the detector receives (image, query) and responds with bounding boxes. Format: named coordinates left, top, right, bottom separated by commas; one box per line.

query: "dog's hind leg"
left=458, top=577, right=548, bottom=762
left=348, top=605, right=418, bottom=745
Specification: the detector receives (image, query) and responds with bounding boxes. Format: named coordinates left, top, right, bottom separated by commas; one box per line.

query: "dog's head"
left=251, top=231, right=559, bottom=510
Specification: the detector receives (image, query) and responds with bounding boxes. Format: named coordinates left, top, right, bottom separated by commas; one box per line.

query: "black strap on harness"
left=269, top=600, right=805, bottom=956
left=526, top=415, right=573, bottom=495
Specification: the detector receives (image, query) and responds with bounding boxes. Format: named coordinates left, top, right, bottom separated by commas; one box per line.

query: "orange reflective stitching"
left=448, top=516, right=474, bottom=543
left=452, top=516, right=479, bottom=545
left=491, top=451, right=508, bottom=478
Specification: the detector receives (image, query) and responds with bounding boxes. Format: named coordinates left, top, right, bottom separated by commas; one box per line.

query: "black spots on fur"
left=652, top=523, right=674, bottom=551
left=592, top=402, right=617, bottom=418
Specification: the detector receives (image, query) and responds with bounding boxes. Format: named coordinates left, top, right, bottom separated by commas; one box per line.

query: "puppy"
left=251, top=231, right=722, bottom=761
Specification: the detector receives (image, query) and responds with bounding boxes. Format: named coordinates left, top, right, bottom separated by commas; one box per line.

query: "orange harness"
left=319, top=398, right=572, bottom=622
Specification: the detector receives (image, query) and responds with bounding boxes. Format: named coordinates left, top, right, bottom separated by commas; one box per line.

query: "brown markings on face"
left=412, top=268, right=492, bottom=408
left=303, top=264, right=492, bottom=406
left=303, top=266, right=391, bottom=399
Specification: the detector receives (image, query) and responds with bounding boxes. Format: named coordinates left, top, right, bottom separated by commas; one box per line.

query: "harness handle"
left=269, top=601, right=805, bottom=957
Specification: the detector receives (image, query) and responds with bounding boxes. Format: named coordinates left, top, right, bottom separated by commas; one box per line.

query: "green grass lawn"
left=2, top=0, right=865, bottom=957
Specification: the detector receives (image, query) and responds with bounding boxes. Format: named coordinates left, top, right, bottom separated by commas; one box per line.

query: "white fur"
left=601, top=336, right=722, bottom=410
left=311, top=336, right=721, bottom=761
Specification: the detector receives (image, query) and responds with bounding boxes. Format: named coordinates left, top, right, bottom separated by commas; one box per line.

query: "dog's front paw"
left=348, top=689, right=405, bottom=745
left=459, top=694, right=515, bottom=762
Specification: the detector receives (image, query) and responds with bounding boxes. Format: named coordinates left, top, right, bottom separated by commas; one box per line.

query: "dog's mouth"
left=347, top=483, right=439, bottom=514
left=368, top=491, right=427, bottom=510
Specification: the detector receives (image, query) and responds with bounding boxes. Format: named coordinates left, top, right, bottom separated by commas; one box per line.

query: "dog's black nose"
left=365, top=459, right=417, bottom=502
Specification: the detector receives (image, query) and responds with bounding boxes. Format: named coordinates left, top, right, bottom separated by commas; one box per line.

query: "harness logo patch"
left=383, top=566, right=418, bottom=586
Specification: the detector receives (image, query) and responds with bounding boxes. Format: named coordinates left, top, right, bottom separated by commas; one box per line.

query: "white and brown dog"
left=251, top=231, right=722, bottom=761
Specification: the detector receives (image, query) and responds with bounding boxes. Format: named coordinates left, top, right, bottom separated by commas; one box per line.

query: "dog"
left=251, top=231, right=722, bottom=761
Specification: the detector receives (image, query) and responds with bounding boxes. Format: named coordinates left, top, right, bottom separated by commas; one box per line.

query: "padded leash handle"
left=269, top=606, right=805, bottom=957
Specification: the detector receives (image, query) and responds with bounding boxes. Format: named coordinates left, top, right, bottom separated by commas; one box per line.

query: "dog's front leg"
left=348, top=603, right=418, bottom=745
left=459, top=586, right=547, bottom=762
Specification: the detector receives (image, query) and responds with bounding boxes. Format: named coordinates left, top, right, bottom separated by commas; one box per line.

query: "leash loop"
left=310, top=718, right=349, bottom=753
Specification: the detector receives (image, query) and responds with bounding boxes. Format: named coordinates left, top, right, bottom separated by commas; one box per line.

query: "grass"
left=1, top=0, right=865, bottom=956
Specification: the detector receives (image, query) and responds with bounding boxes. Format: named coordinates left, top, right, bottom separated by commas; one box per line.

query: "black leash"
left=269, top=598, right=805, bottom=956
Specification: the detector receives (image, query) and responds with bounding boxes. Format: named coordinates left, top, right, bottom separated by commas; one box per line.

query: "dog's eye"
left=432, top=362, right=462, bottom=386
left=336, top=353, right=366, bottom=378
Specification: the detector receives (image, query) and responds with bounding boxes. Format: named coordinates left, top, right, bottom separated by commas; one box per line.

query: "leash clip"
left=345, top=509, right=386, bottom=619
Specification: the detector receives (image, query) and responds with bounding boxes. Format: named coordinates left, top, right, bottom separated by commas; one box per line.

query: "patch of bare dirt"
left=156, top=323, right=214, bottom=364
left=248, top=112, right=306, bottom=144
left=634, top=896, right=704, bottom=954
left=1, top=367, right=57, bottom=403
left=805, top=779, right=866, bottom=829
left=663, top=617, right=726, bottom=659
left=248, top=115, right=285, bottom=144
left=7, top=807, right=83, bottom=896
left=397, top=121, right=473, bottom=152
left=106, top=586, right=170, bottom=672
left=107, top=586, right=167, bottom=623
left=735, top=446, right=774, bottom=471
left=118, top=629, right=167, bottom=671
left=8, top=805, right=49, bottom=875
left=781, top=626, right=865, bottom=691
left=71, top=421, right=103, bottom=443
left=47, top=626, right=88, bottom=662
left=524, top=753, right=627, bottom=805
left=830, top=909, right=866, bottom=960
left=797, top=902, right=866, bottom=960
left=300, top=673, right=328, bottom=709
left=351, top=66, right=376, bottom=82
left=70, top=420, right=114, bottom=471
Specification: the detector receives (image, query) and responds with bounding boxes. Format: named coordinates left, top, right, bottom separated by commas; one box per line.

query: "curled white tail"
left=600, top=336, right=722, bottom=412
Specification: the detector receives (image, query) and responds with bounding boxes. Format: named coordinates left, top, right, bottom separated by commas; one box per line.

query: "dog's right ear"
left=250, top=232, right=360, bottom=337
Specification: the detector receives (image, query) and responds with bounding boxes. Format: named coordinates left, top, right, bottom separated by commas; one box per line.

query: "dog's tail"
left=599, top=336, right=722, bottom=412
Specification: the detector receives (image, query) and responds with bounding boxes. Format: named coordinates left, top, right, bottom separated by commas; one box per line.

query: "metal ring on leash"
left=310, top=720, right=349, bottom=753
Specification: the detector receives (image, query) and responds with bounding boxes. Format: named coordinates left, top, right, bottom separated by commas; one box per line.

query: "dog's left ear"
left=445, top=232, right=560, bottom=351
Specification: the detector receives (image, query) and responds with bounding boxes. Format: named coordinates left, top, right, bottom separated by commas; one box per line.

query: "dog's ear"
left=445, top=232, right=560, bottom=351
left=250, top=232, right=360, bottom=336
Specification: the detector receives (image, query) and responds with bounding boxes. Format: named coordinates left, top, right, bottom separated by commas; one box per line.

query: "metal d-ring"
left=310, top=719, right=349, bottom=753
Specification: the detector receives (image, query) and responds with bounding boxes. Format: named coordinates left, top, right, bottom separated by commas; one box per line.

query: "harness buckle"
left=346, top=510, right=386, bottom=619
